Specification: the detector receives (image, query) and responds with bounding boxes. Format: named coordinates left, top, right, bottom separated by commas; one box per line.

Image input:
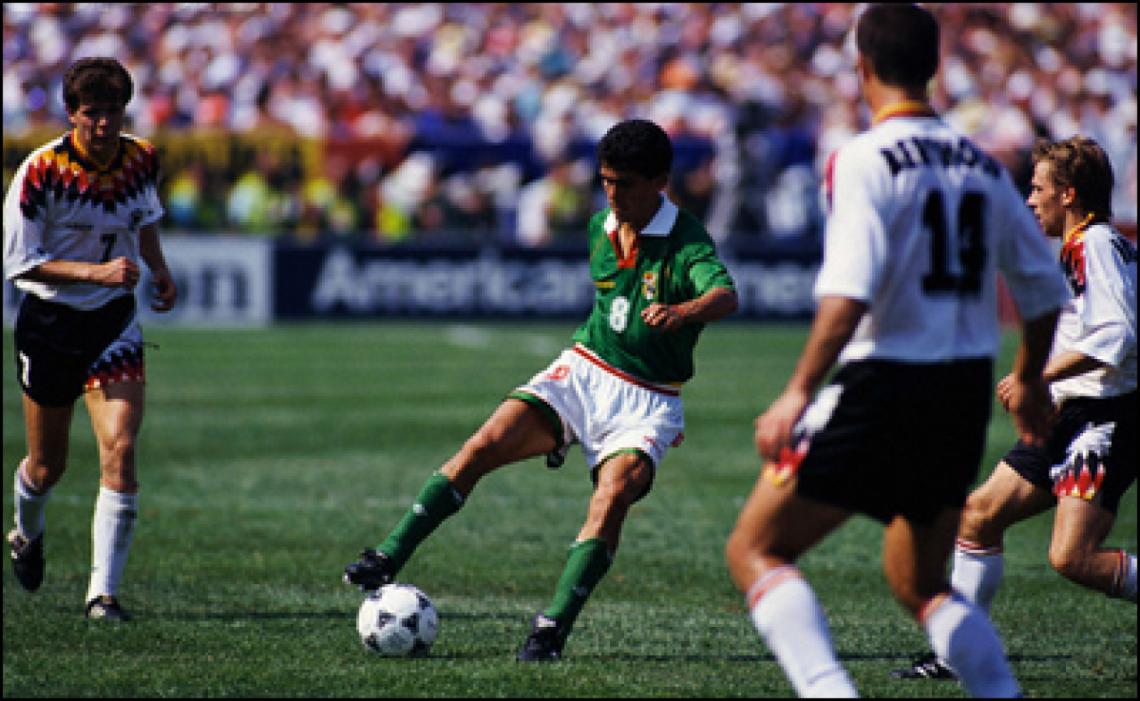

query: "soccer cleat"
left=343, top=548, right=396, bottom=592
left=85, top=595, right=131, bottom=622
left=890, top=651, right=957, bottom=680
left=7, top=528, right=45, bottom=592
left=516, top=613, right=568, bottom=662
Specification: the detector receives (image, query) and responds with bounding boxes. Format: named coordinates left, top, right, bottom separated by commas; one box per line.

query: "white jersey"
left=3, top=131, right=164, bottom=310
left=817, top=111, right=1071, bottom=364
left=1050, top=222, right=1137, bottom=403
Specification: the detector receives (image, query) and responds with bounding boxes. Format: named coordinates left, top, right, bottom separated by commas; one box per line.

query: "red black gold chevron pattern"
left=18, top=132, right=160, bottom=221
left=1052, top=452, right=1106, bottom=501
left=84, top=344, right=146, bottom=391
left=1060, top=228, right=1087, bottom=295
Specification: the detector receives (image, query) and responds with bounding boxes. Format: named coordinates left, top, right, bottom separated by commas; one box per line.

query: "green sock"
left=377, top=472, right=464, bottom=571
left=542, top=538, right=613, bottom=629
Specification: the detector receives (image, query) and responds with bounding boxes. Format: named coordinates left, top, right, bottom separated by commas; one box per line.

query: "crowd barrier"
left=2, top=236, right=822, bottom=327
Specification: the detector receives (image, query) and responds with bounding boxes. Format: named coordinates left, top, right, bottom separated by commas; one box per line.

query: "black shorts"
left=13, top=294, right=136, bottom=407
left=794, top=358, right=993, bottom=525
left=1004, top=391, right=1137, bottom=515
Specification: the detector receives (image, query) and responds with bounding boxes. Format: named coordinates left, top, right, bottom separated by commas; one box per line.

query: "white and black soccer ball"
left=356, top=583, right=439, bottom=657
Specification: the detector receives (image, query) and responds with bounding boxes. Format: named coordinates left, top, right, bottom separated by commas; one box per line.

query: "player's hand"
left=641, top=303, right=684, bottom=332
left=1004, top=375, right=1055, bottom=447
left=754, top=388, right=811, bottom=463
left=150, top=267, right=178, bottom=312
left=94, top=257, right=141, bottom=289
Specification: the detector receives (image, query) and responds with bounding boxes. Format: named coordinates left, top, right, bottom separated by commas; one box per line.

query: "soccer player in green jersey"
left=343, top=119, right=738, bottom=661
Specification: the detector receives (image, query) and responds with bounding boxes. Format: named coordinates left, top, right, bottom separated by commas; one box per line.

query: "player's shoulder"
left=827, top=126, right=905, bottom=184
left=671, top=206, right=716, bottom=245
left=1086, top=222, right=1137, bottom=259
left=120, top=133, right=160, bottom=163
left=17, top=133, right=69, bottom=169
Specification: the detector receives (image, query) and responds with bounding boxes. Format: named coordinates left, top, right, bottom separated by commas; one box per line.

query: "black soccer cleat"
left=516, top=613, right=568, bottom=662
left=343, top=548, right=397, bottom=592
left=85, top=595, right=132, bottom=622
left=890, top=651, right=957, bottom=680
left=8, top=528, right=45, bottom=592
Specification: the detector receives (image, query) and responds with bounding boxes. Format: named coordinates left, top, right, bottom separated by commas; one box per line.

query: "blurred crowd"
left=3, top=3, right=1137, bottom=247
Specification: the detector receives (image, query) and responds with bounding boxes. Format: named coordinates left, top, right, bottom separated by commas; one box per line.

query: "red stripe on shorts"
left=572, top=344, right=680, bottom=396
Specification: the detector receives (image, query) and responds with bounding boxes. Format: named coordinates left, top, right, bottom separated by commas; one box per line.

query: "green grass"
left=3, top=321, right=1135, bottom=697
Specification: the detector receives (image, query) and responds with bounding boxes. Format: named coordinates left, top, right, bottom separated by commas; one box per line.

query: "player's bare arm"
left=18, top=258, right=140, bottom=290
left=997, top=349, right=1106, bottom=410
left=1004, top=309, right=1062, bottom=446
left=641, top=285, right=738, bottom=331
left=755, top=295, right=867, bottom=462
left=140, top=224, right=178, bottom=312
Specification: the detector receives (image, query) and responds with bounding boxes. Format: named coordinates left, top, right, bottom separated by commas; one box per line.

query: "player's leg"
left=1046, top=409, right=1137, bottom=602
left=82, top=379, right=145, bottom=621
left=440, top=396, right=559, bottom=494
left=9, top=394, right=75, bottom=592
left=883, top=508, right=1020, bottom=697
left=893, top=461, right=1052, bottom=681
left=345, top=398, right=557, bottom=590
left=725, top=472, right=857, bottom=697
left=517, top=450, right=653, bottom=661
left=953, top=461, right=1055, bottom=611
left=1048, top=496, right=1135, bottom=601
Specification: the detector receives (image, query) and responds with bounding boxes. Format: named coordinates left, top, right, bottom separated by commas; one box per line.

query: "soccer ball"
left=356, top=583, right=439, bottom=657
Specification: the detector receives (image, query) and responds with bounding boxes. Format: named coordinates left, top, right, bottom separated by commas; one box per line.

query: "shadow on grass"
left=128, top=609, right=352, bottom=622
left=137, top=608, right=528, bottom=623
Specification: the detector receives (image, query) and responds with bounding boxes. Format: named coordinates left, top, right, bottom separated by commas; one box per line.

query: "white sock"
left=13, top=460, right=50, bottom=540
left=748, top=566, right=859, bottom=698
left=85, top=487, right=138, bottom=603
left=924, top=593, right=1020, bottom=698
left=1111, top=551, right=1136, bottom=603
left=951, top=540, right=1004, bottom=613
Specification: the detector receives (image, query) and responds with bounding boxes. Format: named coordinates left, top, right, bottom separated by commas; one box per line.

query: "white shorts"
left=514, top=344, right=685, bottom=470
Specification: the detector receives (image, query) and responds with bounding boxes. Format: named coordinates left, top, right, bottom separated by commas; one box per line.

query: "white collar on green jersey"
left=604, top=195, right=678, bottom=237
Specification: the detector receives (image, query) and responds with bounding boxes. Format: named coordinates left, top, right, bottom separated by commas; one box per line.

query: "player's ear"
left=1060, top=185, right=1078, bottom=209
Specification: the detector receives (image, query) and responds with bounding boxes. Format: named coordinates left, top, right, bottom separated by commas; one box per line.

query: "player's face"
left=1026, top=160, right=1067, bottom=238
left=68, top=100, right=126, bottom=164
left=600, top=164, right=667, bottom=228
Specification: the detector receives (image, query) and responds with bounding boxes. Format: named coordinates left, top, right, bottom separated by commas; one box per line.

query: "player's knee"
left=99, top=434, right=137, bottom=471
left=590, top=477, right=632, bottom=518
left=724, top=528, right=748, bottom=574
left=23, top=457, right=66, bottom=491
left=1047, top=541, right=1089, bottom=583
left=958, top=491, right=1000, bottom=543
left=724, top=526, right=764, bottom=580
left=457, top=429, right=505, bottom=469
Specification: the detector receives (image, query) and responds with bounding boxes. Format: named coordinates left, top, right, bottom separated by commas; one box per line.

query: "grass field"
left=3, top=321, right=1135, bottom=698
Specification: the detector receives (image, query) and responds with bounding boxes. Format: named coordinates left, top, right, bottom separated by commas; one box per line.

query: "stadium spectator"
left=515, top=154, right=594, bottom=248
left=3, top=57, right=179, bottom=622
left=893, top=135, right=1138, bottom=682
left=723, top=5, right=1071, bottom=696
left=2, top=4, right=1136, bottom=244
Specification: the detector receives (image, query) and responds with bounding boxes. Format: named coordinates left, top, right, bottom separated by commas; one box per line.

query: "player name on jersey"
left=878, top=136, right=1003, bottom=179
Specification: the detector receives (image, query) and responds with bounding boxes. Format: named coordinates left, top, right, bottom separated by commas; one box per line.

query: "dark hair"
left=63, top=57, right=133, bottom=112
left=856, top=4, right=939, bottom=88
left=597, top=119, right=673, bottom=179
left=1032, top=136, right=1115, bottom=219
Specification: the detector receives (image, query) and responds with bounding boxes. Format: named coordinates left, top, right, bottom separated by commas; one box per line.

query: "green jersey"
left=571, top=198, right=735, bottom=385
